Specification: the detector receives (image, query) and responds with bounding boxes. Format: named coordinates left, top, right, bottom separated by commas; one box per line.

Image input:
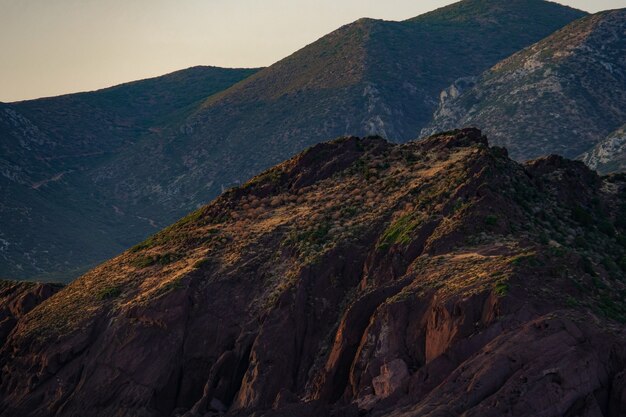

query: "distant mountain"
left=1, top=129, right=625, bottom=417
left=423, top=9, right=626, bottom=162
left=0, top=66, right=259, bottom=281
left=0, top=0, right=586, bottom=281
left=580, top=124, right=626, bottom=174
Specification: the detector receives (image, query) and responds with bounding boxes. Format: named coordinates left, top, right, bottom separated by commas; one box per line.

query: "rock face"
left=423, top=9, right=626, bottom=162
left=580, top=124, right=626, bottom=175
left=0, top=0, right=586, bottom=282
left=0, top=280, right=62, bottom=347
left=1, top=129, right=625, bottom=417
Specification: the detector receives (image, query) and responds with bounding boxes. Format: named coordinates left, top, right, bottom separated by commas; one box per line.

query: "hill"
left=1, top=129, right=625, bottom=416
left=0, top=66, right=259, bottom=281
left=422, top=9, right=626, bottom=162
left=21, top=0, right=584, bottom=281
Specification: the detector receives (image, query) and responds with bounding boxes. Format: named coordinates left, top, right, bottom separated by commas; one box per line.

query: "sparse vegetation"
left=131, top=252, right=181, bottom=269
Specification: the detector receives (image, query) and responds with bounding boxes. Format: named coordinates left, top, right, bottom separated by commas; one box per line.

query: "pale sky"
left=0, top=0, right=623, bottom=102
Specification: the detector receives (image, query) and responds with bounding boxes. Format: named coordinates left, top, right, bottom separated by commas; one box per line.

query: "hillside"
left=48, top=0, right=585, bottom=281
left=422, top=9, right=626, bottom=162
left=580, top=124, right=626, bottom=174
left=0, top=66, right=259, bottom=281
left=1, top=129, right=625, bottom=417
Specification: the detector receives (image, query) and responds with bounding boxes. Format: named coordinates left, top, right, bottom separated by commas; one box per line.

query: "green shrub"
left=485, top=214, right=498, bottom=226
left=97, top=285, right=122, bottom=300
left=193, top=258, right=212, bottom=269
left=131, top=252, right=180, bottom=268
left=378, top=213, right=421, bottom=250
left=580, top=256, right=596, bottom=276
left=571, top=205, right=593, bottom=226
left=619, top=255, right=626, bottom=272
left=494, top=281, right=509, bottom=297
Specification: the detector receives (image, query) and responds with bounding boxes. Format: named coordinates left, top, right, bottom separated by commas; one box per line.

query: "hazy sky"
left=1, top=0, right=624, bottom=102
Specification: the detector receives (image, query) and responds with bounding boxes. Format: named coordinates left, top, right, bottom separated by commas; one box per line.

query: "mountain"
left=0, top=66, right=259, bottom=281
left=580, top=123, right=626, bottom=174
left=1, top=129, right=625, bottom=417
left=422, top=9, right=626, bottom=162
left=0, top=0, right=585, bottom=282
left=5, top=0, right=583, bottom=282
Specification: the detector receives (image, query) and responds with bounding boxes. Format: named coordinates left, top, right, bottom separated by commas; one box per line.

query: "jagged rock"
left=371, top=359, right=409, bottom=398
left=0, top=280, right=62, bottom=347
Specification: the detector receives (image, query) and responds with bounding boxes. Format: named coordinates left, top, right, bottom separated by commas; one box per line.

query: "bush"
left=485, top=214, right=498, bottom=226
left=131, top=252, right=180, bottom=268
left=571, top=205, right=593, bottom=226
left=97, top=285, right=122, bottom=300
left=494, top=281, right=509, bottom=297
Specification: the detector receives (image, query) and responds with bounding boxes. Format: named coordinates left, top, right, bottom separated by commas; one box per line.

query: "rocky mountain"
left=1, top=129, right=625, bottom=417
left=0, top=0, right=586, bottom=282
left=581, top=124, right=626, bottom=175
left=422, top=9, right=626, bottom=162
left=0, top=66, right=260, bottom=281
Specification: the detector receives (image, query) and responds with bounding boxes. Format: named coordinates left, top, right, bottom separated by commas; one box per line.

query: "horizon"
left=1, top=0, right=623, bottom=102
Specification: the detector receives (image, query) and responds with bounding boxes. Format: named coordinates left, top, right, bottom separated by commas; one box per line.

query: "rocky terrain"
left=423, top=9, right=626, bottom=163
left=1, top=129, right=625, bottom=417
left=581, top=124, right=626, bottom=175
left=0, top=280, right=62, bottom=348
left=0, top=0, right=586, bottom=281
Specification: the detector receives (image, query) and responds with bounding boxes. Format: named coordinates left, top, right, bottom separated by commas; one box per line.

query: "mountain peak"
left=408, top=0, right=586, bottom=23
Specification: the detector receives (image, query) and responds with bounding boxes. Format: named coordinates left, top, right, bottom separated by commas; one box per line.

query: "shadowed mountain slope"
left=1, top=129, right=625, bottom=417
left=0, top=66, right=259, bottom=281
left=423, top=9, right=626, bottom=162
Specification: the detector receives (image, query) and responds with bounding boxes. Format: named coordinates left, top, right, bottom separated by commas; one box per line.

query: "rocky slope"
left=0, top=0, right=585, bottom=282
left=1, top=129, right=625, bottom=417
left=581, top=124, right=626, bottom=175
left=0, top=280, right=62, bottom=348
left=422, top=9, right=626, bottom=162
left=0, top=66, right=259, bottom=281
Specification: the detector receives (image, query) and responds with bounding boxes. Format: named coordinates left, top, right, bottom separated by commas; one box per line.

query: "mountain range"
left=0, top=0, right=587, bottom=281
left=1, top=129, right=624, bottom=416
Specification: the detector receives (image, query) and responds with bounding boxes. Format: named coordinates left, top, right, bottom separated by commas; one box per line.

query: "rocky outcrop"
left=0, top=280, right=62, bottom=347
left=580, top=124, right=626, bottom=174
left=0, top=129, right=625, bottom=417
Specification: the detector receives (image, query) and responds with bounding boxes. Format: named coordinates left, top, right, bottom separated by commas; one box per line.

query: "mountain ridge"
left=1, top=129, right=624, bottom=416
